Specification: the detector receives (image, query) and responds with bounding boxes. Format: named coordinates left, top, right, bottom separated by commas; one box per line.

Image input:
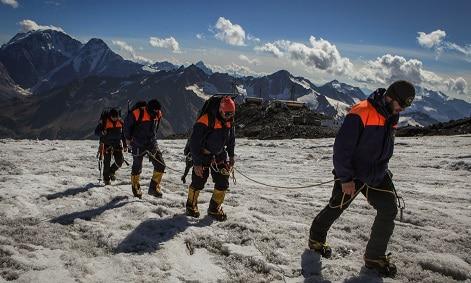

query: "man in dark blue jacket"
left=308, top=81, right=415, bottom=277
left=185, top=96, right=236, bottom=221
left=124, top=99, right=166, bottom=199
left=95, top=108, right=127, bottom=185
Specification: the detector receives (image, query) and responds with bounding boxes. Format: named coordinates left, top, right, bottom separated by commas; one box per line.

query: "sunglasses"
left=222, top=111, right=234, bottom=118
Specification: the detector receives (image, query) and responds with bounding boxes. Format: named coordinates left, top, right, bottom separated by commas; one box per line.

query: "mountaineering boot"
left=364, top=253, right=397, bottom=278
left=148, top=171, right=164, bottom=198
left=185, top=186, right=200, bottom=218
left=104, top=179, right=111, bottom=186
left=308, top=239, right=332, bottom=259
left=110, top=173, right=116, bottom=181
left=131, top=174, right=142, bottom=199
left=207, top=189, right=227, bottom=221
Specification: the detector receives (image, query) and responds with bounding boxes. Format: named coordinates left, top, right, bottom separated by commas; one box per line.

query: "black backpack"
left=99, top=107, right=122, bottom=125
left=183, top=95, right=235, bottom=155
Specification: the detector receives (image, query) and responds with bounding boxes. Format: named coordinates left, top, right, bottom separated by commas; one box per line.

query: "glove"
left=229, top=156, right=235, bottom=167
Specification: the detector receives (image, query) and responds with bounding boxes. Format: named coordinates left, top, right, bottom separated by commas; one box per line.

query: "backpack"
left=183, top=95, right=235, bottom=155
left=99, top=107, right=122, bottom=126
left=128, top=100, right=162, bottom=134
left=128, top=101, right=147, bottom=123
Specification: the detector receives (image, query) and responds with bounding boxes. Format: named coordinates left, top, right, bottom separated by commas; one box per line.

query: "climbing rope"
left=130, top=149, right=182, bottom=173
left=233, top=166, right=338, bottom=189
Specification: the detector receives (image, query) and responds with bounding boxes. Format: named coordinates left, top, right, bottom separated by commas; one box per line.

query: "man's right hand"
left=341, top=181, right=356, bottom=196
left=194, top=165, right=204, bottom=177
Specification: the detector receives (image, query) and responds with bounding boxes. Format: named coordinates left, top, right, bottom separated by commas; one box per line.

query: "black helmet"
left=385, top=80, right=415, bottom=108
left=109, top=108, right=119, bottom=118
left=147, top=99, right=161, bottom=111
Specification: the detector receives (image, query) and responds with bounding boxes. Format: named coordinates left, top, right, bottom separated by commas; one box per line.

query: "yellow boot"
left=208, top=188, right=227, bottom=221
left=148, top=171, right=164, bottom=198
left=131, top=174, right=142, bottom=199
left=185, top=186, right=200, bottom=218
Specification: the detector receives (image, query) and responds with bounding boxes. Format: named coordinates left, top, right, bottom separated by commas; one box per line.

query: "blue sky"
left=1, top=0, right=470, bottom=98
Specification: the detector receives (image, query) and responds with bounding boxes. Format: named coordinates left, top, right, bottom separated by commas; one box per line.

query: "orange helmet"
left=219, top=96, right=235, bottom=114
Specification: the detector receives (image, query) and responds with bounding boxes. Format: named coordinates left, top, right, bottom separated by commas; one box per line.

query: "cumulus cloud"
left=254, top=42, right=284, bottom=58
left=112, top=40, right=152, bottom=64
left=19, top=19, right=64, bottom=32
left=247, top=34, right=260, bottom=43
left=208, top=63, right=263, bottom=77
left=255, top=36, right=352, bottom=75
left=213, top=17, right=246, bottom=46
left=417, top=30, right=446, bottom=48
left=1, top=0, right=18, bottom=8
left=417, top=29, right=471, bottom=61
left=354, top=54, right=469, bottom=95
left=445, top=77, right=468, bottom=94
left=149, top=36, right=181, bottom=53
left=239, top=54, right=260, bottom=65
left=196, top=33, right=204, bottom=40
left=354, top=54, right=423, bottom=85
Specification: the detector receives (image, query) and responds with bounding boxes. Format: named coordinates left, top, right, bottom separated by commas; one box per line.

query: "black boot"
left=308, top=238, right=332, bottom=259
left=364, top=253, right=397, bottom=278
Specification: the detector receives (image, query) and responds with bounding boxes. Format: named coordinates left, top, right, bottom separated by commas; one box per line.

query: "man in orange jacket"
left=124, top=100, right=166, bottom=199
left=308, top=81, right=415, bottom=278
left=95, top=108, right=127, bottom=185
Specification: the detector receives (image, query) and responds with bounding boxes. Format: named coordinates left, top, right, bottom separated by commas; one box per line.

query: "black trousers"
left=103, top=145, right=124, bottom=181
left=131, top=144, right=166, bottom=175
left=190, top=161, right=230, bottom=191
left=309, top=174, right=398, bottom=259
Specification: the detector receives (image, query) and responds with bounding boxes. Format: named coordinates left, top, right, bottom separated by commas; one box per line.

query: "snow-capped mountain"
left=317, top=80, right=366, bottom=105
left=32, top=38, right=147, bottom=94
left=146, top=61, right=179, bottom=72
left=0, top=29, right=83, bottom=89
left=195, top=61, right=213, bottom=75
left=0, top=30, right=148, bottom=94
left=401, top=86, right=471, bottom=127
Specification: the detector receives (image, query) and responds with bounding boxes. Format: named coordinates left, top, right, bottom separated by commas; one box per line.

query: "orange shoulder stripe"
left=197, top=114, right=209, bottom=126
left=349, top=100, right=385, bottom=127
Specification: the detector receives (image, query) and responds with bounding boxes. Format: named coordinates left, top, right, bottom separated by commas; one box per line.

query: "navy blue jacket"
left=189, top=113, right=235, bottom=166
left=124, top=107, right=162, bottom=147
left=94, top=118, right=126, bottom=147
left=333, top=89, right=398, bottom=186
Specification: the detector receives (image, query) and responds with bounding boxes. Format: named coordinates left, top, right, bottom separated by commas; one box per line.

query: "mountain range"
left=0, top=29, right=470, bottom=139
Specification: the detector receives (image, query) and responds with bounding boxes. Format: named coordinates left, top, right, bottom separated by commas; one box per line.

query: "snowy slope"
left=1, top=137, right=470, bottom=282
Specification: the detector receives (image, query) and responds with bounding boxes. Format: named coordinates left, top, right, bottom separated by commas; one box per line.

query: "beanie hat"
left=385, top=80, right=415, bottom=108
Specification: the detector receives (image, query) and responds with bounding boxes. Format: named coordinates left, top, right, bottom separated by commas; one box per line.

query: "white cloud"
left=247, top=34, right=260, bottom=43
left=254, top=42, right=284, bottom=58
left=112, top=40, right=152, bottom=64
left=213, top=17, right=246, bottom=46
left=149, top=36, right=181, bottom=53
left=417, top=29, right=471, bottom=61
left=354, top=54, right=469, bottom=95
left=239, top=54, right=260, bottom=65
left=1, top=0, right=18, bottom=8
left=417, top=30, right=446, bottom=48
left=445, top=77, right=468, bottom=94
left=196, top=33, right=204, bottom=40
left=208, top=63, right=263, bottom=77
left=354, top=54, right=423, bottom=85
left=255, top=36, right=352, bottom=75
left=19, top=19, right=64, bottom=32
